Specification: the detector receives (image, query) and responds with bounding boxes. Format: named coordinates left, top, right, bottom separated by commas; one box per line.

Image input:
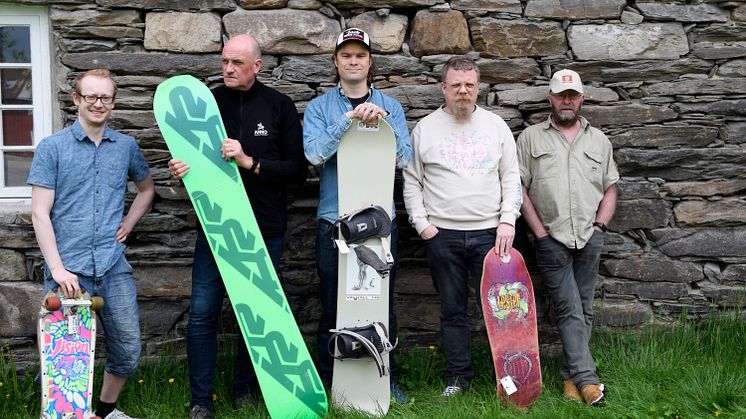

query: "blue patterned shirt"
left=27, top=120, right=149, bottom=276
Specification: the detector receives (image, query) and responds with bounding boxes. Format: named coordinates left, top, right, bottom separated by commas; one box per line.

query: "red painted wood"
left=481, top=247, right=542, bottom=407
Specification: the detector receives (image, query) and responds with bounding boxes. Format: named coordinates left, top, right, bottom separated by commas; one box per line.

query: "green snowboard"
left=153, top=75, right=327, bottom=418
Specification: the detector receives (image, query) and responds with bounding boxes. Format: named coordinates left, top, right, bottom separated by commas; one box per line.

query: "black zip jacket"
left=211, top=81, right=307, bottom=238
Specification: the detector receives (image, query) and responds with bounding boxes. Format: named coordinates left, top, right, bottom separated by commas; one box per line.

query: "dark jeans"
left=424, top=227, right=496, bottom=385
left=187, top=229, right=284, bottom=409
left=534, top=232, right=604, bottom=389
left=315, top=218, right=400, bottom=385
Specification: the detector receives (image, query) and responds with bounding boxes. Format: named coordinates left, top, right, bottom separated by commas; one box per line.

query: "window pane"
left=2, top=68, right=32, bottom=104
left=2, top=110, right=33, bottom=146
left=0, top=26, right=31, bottom=63
left=4, top=151, right=33, bottom=187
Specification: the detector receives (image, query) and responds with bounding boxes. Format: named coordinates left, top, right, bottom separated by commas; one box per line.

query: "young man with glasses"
left=517, top=69, right=618, bottom=406
left=28, top=69, right=155, bottom=419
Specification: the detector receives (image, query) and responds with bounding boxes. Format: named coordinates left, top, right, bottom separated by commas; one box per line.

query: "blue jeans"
left=315, top=219, right=400, bottom=385
left=44, top=253, right=141, bottom=377
left=533, top=232, right=604, bottom=389
left=424, top=227, right=496, bottom=385
left=187, top=229, right=284, bottom=409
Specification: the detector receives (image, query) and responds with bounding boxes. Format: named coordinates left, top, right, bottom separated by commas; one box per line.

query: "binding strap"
left=328, top=322, right=396, bottom=377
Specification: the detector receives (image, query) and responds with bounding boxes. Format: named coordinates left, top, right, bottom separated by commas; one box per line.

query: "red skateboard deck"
left=481, top=248, right=542, bottom=407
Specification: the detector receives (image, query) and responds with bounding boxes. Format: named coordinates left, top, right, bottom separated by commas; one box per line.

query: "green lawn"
left=3, top=313, right=744, bottom=418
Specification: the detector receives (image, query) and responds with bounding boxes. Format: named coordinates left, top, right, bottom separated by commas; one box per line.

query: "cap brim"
left=550, top=86, right=583, bottom=94
left=335, top=39, right=371, bottom=51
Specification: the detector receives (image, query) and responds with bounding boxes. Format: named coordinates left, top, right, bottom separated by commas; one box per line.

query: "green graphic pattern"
left=154, top=75, right=327, bottom=418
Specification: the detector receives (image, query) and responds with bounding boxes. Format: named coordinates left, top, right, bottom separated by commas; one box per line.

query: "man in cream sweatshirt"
left=403, top=55, right=522, bottom=397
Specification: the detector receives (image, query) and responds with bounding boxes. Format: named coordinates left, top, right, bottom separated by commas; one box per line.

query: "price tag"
left=500, top=375, right=517, bottom=395
left=335, top=239, right=350, bottom=254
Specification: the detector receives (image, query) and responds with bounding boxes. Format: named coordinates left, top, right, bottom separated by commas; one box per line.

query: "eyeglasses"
left=442, top=81, right=478, bottom=91
left=550, top=91, right=582, bottom=100
left=77, top=93, right=115, bottom=105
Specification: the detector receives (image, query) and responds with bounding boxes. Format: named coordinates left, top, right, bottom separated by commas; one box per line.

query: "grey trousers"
left=534, top=232, right=604, bottom=389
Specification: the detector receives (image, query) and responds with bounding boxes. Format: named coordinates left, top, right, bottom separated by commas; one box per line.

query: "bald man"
left=169, top=34, right=307, bottom=419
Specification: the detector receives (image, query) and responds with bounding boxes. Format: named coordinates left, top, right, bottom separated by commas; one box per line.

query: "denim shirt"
left=27, top=120, right=150, bottom=277
left=303, top=85, right=412, bottom=223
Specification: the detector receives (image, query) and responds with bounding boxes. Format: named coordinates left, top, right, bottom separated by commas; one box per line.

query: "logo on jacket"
left=254, top=123, right=268, bottom=137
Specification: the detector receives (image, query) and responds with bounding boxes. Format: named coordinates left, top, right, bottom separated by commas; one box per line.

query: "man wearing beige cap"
left=516, top=69, right=618, bottom=406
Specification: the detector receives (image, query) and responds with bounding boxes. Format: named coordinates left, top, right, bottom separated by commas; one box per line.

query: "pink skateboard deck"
left=38, top=290, right=103, bottom=419
left=481, top=248, right=542, bottom=407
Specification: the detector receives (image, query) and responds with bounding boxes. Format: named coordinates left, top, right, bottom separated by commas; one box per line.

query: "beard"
left=450, top=99, right=475, bottom=121
left=551, top=105, right=581, bottom=128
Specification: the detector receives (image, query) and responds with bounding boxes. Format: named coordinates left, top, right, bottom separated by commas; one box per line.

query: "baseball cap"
left=549, top=69, right=584, bottom=94
left=336, top=28, right=371, bottom=51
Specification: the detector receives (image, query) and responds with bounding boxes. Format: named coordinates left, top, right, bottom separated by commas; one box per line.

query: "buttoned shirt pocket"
left=582, top=150, right=603, bottom=188
left=530, top=149, right=558, bottom=182
left=106, top=160, right=128, bottom=190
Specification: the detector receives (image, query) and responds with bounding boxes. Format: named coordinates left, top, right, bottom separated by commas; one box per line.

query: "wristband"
left=593, top=221, right=607, bottom=232
left=249, top=159, right=259, bottom=174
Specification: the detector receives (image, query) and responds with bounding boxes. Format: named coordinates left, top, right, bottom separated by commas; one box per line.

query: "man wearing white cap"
left=517, top=69, right=618, bottom=406
left=303, top=27, right=412, bottom=403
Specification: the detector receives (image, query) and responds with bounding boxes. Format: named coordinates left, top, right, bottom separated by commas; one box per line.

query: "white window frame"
left=0, top=4, right=52, bottom=200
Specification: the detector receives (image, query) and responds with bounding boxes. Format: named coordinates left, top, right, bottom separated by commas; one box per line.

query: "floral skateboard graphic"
left=481, top=248, right=542, bottom=407
left=38, top=290, right=103, bottom=419
left=153, top=75, right=327, bottom=418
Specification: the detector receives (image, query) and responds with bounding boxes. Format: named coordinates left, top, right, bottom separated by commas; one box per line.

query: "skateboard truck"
left=44, top=295, right=104, bottom=335
left=329, top=322, right=396, bottom=377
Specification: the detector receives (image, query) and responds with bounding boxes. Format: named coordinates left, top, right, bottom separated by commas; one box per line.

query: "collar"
left=72, top=119, right=115, bottom=142
left=222, top=79, right=263, bottom=100
left=541, top=115, right=589, bottom=132
left=336, top=83, right=374, bottom=99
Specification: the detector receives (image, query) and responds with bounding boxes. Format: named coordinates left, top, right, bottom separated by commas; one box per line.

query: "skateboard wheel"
left=90, top=296, right=104, bottom=311
left=44, top=296, right=62, bottom=311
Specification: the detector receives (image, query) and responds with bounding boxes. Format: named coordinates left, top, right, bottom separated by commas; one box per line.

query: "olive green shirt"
left=517, top=116, right=619, bottom=249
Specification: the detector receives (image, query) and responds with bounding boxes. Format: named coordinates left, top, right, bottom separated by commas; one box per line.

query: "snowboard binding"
left=335, top=205, right=394, bottom=275
left=329, top=322, right=396, bottom=377
left=339, top=205, right=391, bottom=244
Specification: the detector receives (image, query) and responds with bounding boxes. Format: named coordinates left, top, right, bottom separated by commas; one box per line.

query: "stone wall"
left=2, top=0, right=746, bottom=369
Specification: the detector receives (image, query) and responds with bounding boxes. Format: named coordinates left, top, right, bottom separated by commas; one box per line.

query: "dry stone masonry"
left=2, top=0, right=746, bottom=369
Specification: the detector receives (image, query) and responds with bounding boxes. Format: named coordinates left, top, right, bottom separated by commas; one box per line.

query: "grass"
left=2, top=312, right=745, bottom=418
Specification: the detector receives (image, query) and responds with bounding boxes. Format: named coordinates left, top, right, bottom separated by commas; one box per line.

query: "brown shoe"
left=563, top=379, right=583, bottom=402
left=581, top=383, right=605, bottom=406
